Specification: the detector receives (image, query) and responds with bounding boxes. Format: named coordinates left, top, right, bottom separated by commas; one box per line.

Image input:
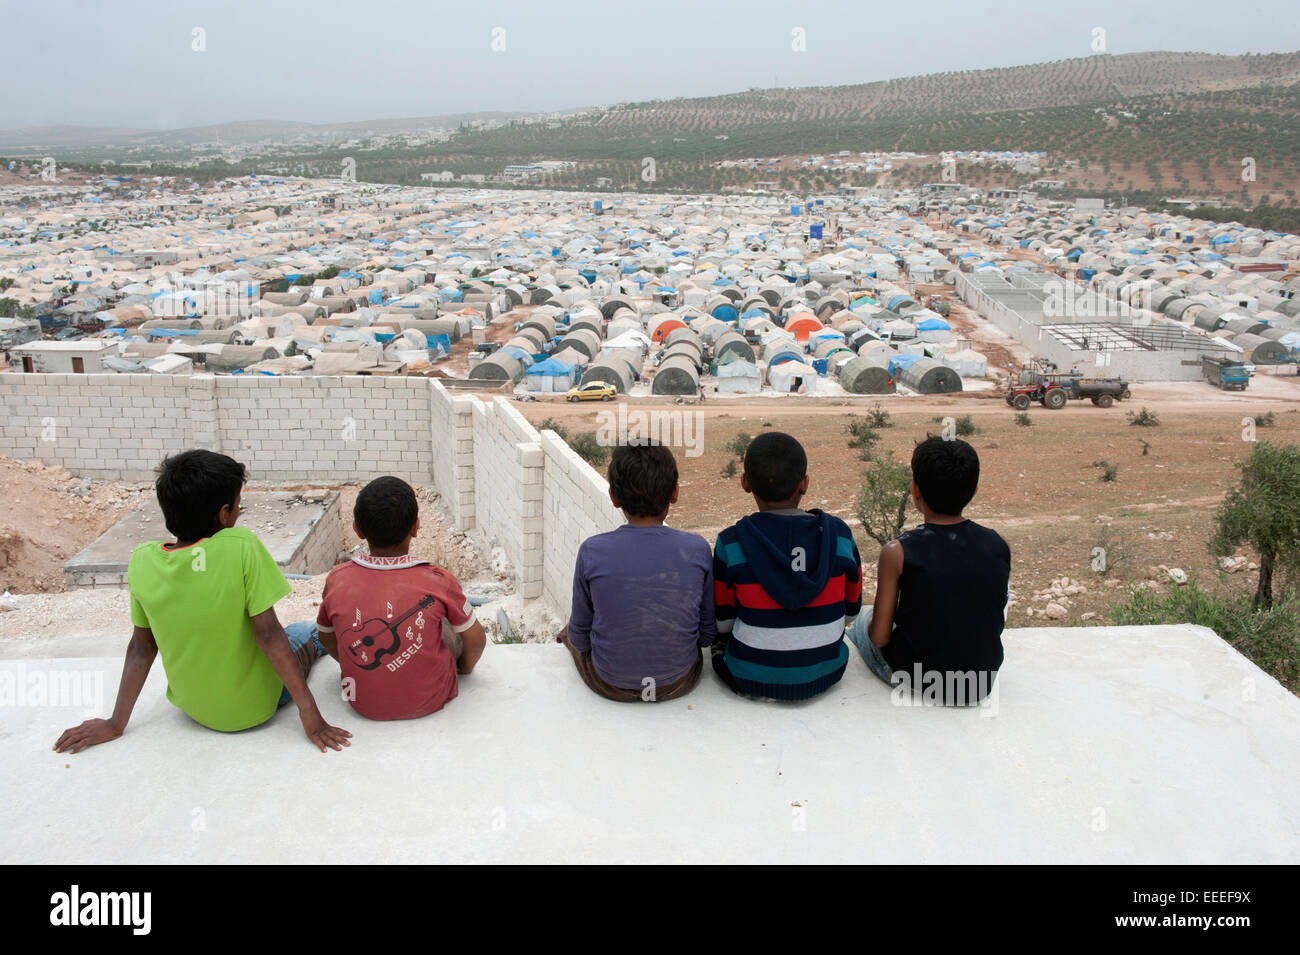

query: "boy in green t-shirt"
left=54, top=450, right=351, bottom=754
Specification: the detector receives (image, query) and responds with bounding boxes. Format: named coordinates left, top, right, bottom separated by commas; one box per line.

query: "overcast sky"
left=4, top=0, right=1299, bottom=130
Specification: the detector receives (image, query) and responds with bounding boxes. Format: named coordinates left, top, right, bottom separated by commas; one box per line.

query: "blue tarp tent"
left=887, top=353, right=922, bottom=376
left=915, top=318, right=950, bottom=332
left=525, top=356, right=577, bottom=377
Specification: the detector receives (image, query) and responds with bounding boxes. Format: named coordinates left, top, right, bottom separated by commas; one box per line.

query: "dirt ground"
left=519, top=380, right=1300, bottom=624
left=0, top=458, right=150, bottom=593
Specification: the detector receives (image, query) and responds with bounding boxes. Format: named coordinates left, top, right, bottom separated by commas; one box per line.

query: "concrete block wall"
left=286, top=493, right=345, bottom=576
left=469, top=397, right=546, bottom=598
left=538, top=430, right=622, bottom=620
left=429, top=380, right=475, bottom=529
left=213, top=375, right=430, bottom=484
left=0, top=374, right=432, bottom=483
left=0, top=374, right=194, bottom=480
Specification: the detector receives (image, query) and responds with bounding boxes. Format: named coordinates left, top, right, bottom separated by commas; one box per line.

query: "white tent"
left=716, top=358, right=760, bottom=394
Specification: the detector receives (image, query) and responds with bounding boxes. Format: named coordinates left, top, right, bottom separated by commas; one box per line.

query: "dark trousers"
left=557, top=628, right=702, bottom=703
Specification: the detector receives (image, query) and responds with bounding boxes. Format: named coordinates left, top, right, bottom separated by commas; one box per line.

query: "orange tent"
left=785, top=312, right=823, bottom=342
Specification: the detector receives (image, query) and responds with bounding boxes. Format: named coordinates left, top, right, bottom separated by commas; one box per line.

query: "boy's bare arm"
left=251, top=608, right=352, bottom=753
left=54, top=625, right=158, bottom=754
left=456, top=619, right=487, bottom=675
left=869, top=542, right=904, bottom=648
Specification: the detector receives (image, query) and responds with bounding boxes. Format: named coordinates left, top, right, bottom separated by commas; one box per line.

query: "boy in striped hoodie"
left=711, top=432, right=863, bottom=701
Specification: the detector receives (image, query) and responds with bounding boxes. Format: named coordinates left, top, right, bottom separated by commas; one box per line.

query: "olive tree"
left=1210, top=441, right=1300, bottom=608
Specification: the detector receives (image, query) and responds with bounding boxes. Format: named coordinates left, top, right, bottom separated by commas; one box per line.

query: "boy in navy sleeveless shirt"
left=848, top=436, right=1010, bottom=704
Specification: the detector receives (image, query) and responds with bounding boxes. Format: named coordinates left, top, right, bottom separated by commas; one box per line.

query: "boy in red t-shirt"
left=291, top=476, right=487, bottom=720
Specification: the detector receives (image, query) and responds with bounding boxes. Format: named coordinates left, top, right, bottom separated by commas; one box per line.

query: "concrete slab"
left=62, top=491, right=342, bottom=589
left=1, top=625, right=1297, bottom=864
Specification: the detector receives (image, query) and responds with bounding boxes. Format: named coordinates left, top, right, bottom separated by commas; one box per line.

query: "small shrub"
left=725, top=432, right=753, bottom=457
left=866, top=404, right=894, bottom=429
left=1015, top=412, right=1032, bottom=427
left=568, top=432, right=609, bottom=467
left=1256, top=411, right=1276, bottom=428
left=954, top=414, right=979, bottom=437
left=1094, top=460, right=1119, bottom=483
left=720, top=459, right=738, bottom=478
left=1127, top=406, right=1160, bottom=427
left=1091, top=525, right=1133, bottom=576
left=845, top=418, right=880, bottom=453
left=539, top=417, right=569, bottom=441
left=1139, top=439, right=1151, bottom=456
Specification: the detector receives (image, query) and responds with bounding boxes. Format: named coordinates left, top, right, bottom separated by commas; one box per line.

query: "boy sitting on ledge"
left=847, top=436, right=1010, bottom=705
left=305, top=476, right=486, bottom=721
left=54, top=449, right=351, bottom=754
left=558, top=442, right=715, bottom=702
left=712, top=432, right=863, bottom=702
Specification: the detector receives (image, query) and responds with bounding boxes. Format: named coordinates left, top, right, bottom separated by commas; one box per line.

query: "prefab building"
left=12, top=340, right=118, bottom=374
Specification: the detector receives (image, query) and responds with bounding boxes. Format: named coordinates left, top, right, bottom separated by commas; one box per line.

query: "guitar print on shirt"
left=345, top=594, right=437, bottom=670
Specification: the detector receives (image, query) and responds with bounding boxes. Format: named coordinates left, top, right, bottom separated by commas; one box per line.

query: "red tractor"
left=1005, top=362, right=1130, bottom=410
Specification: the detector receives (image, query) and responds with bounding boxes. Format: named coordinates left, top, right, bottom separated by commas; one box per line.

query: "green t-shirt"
left=128, top=526, right=292, bottom=732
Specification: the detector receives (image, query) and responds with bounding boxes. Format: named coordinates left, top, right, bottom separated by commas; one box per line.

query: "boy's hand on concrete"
left=301, top=714, right=352, bottom=752
left=53, top=718, right=123, bottom=754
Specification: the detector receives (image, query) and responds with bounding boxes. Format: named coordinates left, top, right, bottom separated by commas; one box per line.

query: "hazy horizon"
left=4, top=0, right=1300, bottom=131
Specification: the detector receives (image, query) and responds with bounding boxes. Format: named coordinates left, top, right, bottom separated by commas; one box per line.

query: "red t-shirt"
left=316, top=554, right=475, bottom=720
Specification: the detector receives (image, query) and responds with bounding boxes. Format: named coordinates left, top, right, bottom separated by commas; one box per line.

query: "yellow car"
left=567, top=381, right=617, bottom=402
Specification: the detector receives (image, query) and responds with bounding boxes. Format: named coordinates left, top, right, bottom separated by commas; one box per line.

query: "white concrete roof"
left=2, top=624, right=1297, bottom=864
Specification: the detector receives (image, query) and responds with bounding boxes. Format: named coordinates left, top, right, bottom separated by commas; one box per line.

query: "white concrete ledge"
left=1, top=625, right=1297, bottom=864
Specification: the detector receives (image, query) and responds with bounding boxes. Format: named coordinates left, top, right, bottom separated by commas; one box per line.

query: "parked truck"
left=1201, top=356, right=1250, bottom=391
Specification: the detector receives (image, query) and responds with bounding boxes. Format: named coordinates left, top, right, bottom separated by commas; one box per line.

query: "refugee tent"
left=785, top=313, right=823, bottom=342
left=469, top=351, right=526, bottom=383
left=768, top=359, right=818, bottom=393
left=582, top=352, right=643, bottom=393
left=837, top=355, right=895, bottom=394
left=525, top=355, right=580, bottom=392
left=714, top=330, right=756, bottom=364
left=651, top=354, right=700, bottom=395
left=716, top=358, right=760, bottom=394
left=896, top=356, right=963, bottom=393
left=648, top=314, right=687, bottom=342
left=941, top=348, right=988, bottom=377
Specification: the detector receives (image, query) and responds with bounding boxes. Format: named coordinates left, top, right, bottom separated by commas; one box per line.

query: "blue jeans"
left=278, top=621, right=330, bottom=706
left=846, top=608, right=894, bottom=686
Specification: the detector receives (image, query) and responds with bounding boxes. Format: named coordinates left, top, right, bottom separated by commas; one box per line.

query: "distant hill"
left=0, top=112, right=539, bottom=149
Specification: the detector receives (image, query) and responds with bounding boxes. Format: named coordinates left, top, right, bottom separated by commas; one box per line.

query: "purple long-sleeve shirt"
left=567, top=524, right=716, bottom=689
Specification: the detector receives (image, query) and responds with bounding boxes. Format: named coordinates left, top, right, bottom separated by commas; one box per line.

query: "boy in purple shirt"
left=557, top=442, right=715, bottom=702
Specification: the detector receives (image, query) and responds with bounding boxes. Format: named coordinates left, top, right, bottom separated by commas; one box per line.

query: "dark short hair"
left=608, top=443, right=678, bottom=518
left=911, top=436, right=979, bottom=516
left=354, top=476, right=419, bottom=549
left=743, top=431, right=807, bottom=503
left=155, top=449, right=246, bottom=542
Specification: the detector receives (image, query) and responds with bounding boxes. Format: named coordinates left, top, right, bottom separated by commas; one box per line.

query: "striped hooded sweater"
left=713, top=509, right=862, bottom=700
